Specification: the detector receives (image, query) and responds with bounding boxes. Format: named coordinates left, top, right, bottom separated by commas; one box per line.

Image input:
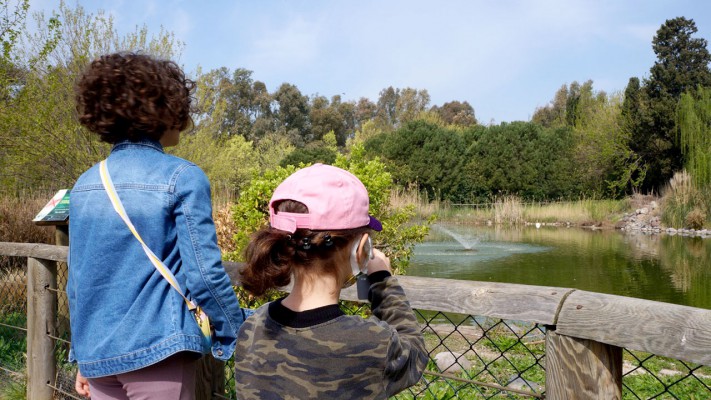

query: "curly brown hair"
left=75, top=52, right=195, bottom=144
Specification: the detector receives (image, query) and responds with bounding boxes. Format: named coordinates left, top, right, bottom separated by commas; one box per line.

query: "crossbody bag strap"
left=99, top=160, right=197, bottom=311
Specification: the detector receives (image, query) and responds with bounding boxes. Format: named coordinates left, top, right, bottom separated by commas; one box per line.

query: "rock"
left=434, top=351, right=472, bottom=373
left=667, top=228, right=677, bottom=233
left=658, top=368, right=681, bottom=377
left=650, top=201, right=658, bottom=209
left=507, top=376, right=543, bottom=392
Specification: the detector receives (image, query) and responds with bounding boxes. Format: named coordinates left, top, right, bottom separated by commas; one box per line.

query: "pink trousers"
left=87, top=352, right=198, bottom=400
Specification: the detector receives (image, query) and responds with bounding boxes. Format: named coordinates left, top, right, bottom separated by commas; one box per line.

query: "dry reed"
left=493, top=196, right=524, bottom=225
left=661, top=171, right=707, bottom=229
left=1, top=194, right=56, bottom=274
left=214, top=204, right=238, bottom=255
left=389, top=186, right=439, bottom=218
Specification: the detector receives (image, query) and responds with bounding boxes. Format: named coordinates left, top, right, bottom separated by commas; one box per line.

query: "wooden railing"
left=2, top=242, right=711, bottom=399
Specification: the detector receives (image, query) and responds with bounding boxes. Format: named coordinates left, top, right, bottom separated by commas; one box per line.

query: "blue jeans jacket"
left=67, top=139, right=245, bottom=378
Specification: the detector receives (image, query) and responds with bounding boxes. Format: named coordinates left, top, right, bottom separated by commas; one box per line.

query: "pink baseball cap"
left=269, top=164, right=382, bottom=233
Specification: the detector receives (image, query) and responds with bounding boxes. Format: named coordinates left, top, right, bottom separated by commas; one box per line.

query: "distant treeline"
left=1, top=3, right=710, bottom=206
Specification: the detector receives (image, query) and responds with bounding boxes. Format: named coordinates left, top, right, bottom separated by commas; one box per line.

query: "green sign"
left=33, top=189, right=70, bottom=225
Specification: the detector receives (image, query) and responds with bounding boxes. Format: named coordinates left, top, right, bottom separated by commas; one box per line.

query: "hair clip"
left=323, top=234, right=333, bottom=247
left=301, top=237, right=311, bottom=250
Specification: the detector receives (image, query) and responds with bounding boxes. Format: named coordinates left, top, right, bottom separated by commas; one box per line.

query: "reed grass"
left=389, top=186, right=440, bottom=218
left=661, top=171, right=709, bottom=229
left=438, top=197, right=630, bottom=226
left=494, top=196, right=524, bottom=225
left=0, top=194, right=56, bottom=275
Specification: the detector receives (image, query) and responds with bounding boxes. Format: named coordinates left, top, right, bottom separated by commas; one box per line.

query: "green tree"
left=464, top=122, right=578, bottom=201
left=309, top=95, right=345, bottom=143
left=279, top=143, right=337, bottom=168
left=366, top=120, right=467, bottom=202
left=273, top=83, right=311, bottom=146
left=677, top=86, right=711, bottom=187
left=0, top=1, right=182, bottom=189
left=354, top=97, right=377, bottom=127
left=532, top=84, right=568, bottom=128
left=632, top=17, right=711, bottom=191
left=431, top=100, right=477, bottom=126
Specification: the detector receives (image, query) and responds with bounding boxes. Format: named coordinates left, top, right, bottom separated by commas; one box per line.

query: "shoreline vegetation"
left=389, top=186, right=710, bottom=238
left=1, top=182, right=709, bottom=258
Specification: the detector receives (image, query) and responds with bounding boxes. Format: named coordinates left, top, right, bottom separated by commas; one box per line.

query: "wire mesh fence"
left=1, top=251, right=711, bottom=399
left=0, top=261, right=28, bottom=383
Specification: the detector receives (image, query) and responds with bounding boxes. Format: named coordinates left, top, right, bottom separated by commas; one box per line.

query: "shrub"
left=685, top=208, right=706, bottom=230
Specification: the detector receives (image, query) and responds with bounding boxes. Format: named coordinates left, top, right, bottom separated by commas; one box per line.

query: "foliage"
left=430, top=100, right=477, bottom=126
left=279, top=142, right=337, bottom=168
left=677, top=86, right=711, bottom=187
left=273, top=83, right=311, bottom=146
left=0, top=1, right=183, bottom=190
left=225, top=144, right=431, bottom=275
left=0, top=375, right=25, bottom=400
left=533, top=81, right=644, bottom=197
left=0, top=312, right=26, bottom=372
left=366, top=120, right=468, bottom=202
left=627, top=17, right=711, bottom=191
left=464, top=122, right=579, bottom=201
left=374, top=86, right=430, bottom=130
left=172, top=132, right=260, bottom=196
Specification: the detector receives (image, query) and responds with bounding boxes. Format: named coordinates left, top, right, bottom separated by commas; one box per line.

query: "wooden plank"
left=0, top=242, right=67, bottom=262
left=223, top=260, right=567, bottom=325
left=376, top=276, right=568, bottom=325
left=26, top=257, right=57, bottom=400
left=556, top=290, right=711, bottom=366
left=545, top=329, right=622, bottom=399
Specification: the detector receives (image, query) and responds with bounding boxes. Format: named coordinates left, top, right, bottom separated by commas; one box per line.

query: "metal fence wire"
left=1, top=258, right=711, bottom=399
left=0, top=260, right=28, bottom=382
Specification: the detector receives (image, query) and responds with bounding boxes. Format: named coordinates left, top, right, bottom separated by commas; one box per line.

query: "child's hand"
left=75, top=371, right=90, bottom=398
left=367, top=249, right=391, bottom=274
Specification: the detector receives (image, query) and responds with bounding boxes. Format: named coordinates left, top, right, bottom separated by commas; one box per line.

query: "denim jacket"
left=67, top=139, right=245, bottom=378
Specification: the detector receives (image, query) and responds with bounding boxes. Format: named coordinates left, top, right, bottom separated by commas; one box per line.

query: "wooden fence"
left=1, top=241, right=710, bottom=399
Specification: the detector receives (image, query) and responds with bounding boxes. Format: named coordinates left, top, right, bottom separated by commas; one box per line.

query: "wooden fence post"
left=545, top=328, right=622, bottom=399
left=26, top=256, right=58, bottom=400
left=195, top=356, right=225, bottom=399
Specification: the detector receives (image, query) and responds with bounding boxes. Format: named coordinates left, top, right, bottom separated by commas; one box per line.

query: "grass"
left=0, top=377, right=25, bottom=400
left=436, top=197, right=631, bottom=226
left=0, top=311, right=27, bottom=399
left=622, top=350, right=711, bottom=399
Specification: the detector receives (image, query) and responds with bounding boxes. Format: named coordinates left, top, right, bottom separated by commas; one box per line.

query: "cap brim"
left=368, top=215, right=383, bottom=231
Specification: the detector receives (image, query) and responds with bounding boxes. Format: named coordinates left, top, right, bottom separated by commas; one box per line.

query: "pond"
left=408, top=224, right=711, bottom=310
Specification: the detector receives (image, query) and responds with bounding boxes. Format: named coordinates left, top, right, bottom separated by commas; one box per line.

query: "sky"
left=30, top=0, right=711, bottom=124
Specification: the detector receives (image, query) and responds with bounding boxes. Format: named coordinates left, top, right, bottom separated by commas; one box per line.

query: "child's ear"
left=356, top=233, right=370, bottom=264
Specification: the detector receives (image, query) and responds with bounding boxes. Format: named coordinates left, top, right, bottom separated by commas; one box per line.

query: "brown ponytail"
left=239, top=200, right=370, bottom=297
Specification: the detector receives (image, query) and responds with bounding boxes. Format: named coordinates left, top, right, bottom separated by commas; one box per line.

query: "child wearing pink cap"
left=234, top=163, right=427, bottom=399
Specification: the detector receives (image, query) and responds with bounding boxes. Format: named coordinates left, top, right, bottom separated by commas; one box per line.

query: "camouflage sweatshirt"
left=234, top=271, right=427, bottom=399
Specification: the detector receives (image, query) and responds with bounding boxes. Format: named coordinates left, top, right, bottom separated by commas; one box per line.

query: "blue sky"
left=32, top=1, right=711, bottom=123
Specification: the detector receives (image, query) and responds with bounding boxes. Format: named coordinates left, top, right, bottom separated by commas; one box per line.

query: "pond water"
left=408, top=224, right=711, bottom=310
